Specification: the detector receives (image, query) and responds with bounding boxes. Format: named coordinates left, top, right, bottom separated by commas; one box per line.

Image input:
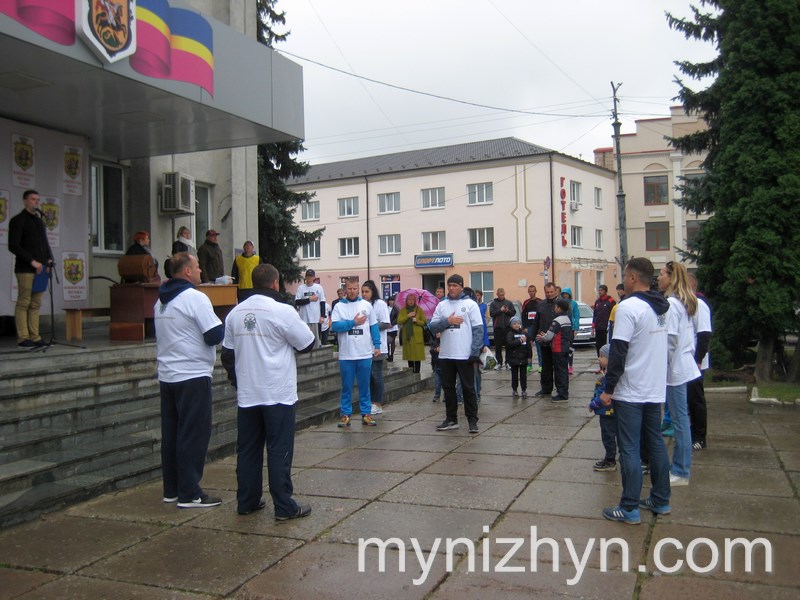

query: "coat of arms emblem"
left=64, top=148, right=81, bottom=180
left=40, top=203, right=59, bottom=231
left=14, top=137, right=33, bottom=171
left=0, top=196, right=7, bottom=223
left=77, top=0, right=137, bottom=64
left=64, top=258, right=85, bottom=285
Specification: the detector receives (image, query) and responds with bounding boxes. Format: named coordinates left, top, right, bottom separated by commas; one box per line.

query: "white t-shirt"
left=611, top=295, right=669, bottom=403
left=222, top=294, right=315, bottom=407
left=295, top=282, right=326, bottom=324
left=320, top=302, right=332, bottom=333
left=693, top=298, right=712, bottom=370
left=332, top=298, right=378, bottom=360
left=372, top=298, right=390, bottom=354
left=155, top=288, right=222, bottom=383
left=431, top=295, right=482, bottom=360
left=667, top=296, right=701, bottom=386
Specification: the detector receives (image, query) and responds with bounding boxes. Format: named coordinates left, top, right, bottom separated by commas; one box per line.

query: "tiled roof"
left=289, top=137, right=553, bottom=185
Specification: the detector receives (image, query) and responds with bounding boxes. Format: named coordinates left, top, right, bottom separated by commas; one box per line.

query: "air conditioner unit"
left=161, top=172, right=195, bottom=213
left=570, top=201, right=580, bottom=212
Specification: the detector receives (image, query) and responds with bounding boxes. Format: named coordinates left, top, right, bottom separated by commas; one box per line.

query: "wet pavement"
left=1, top=348, right=798, bottom=599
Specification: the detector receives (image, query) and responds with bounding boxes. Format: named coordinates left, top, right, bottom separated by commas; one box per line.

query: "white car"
left=574, top=302, right=595, bottom=345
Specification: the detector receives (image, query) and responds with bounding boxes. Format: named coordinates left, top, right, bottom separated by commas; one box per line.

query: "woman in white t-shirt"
left=657, top=261, right=701, bottom=487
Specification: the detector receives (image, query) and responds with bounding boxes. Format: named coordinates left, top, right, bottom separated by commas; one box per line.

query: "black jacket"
left=8, top=209, right=52, bottom=274
left=505, top=328, right=532, bottom=366
left=531, top=297, right=557, bottom=337
left=489, top=298, right=516, bottom=329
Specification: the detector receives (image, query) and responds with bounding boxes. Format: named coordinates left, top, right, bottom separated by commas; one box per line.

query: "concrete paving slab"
left=702, top=432, right=772, bottom=449
left=646, top=523, right=800, bottom=587
left=430, top=557, right=637, bottom=599
left=678, top=446, right=782, bottom=470
left=537, top=457, right=621, bottom=485
left=453, top=435, right=563, bottom=457
left=65, top=482, right=227, bottom=525
left=291, top=445, right=349, bottom=468
left=513, top=410, right=593, bottom=427
left=662, top=487, right=800, bottom=534
left=573, top=422, right=604, bottom=441
left=488, top=512, right=648, bottom=570
left=778, top=450, right=800, bottom=471
left=396, top=420, right=491, bottom=436
left=0, top=515, right=162, bottom=573
left=190, top=494, right=366, bottom=541
left=317, top=448, right=447, bottom=473
left=324, top=501, right=499, bottom=552
left=639, top=573, right=799, bottom=600
left=0, top=567, right=57, bottom=600
left=482, top=423, right=582, bottom=440
left=290, top=467, right=410, bottom=500
left=382, top=473, right=527, bottom=511
left=688, top=464, right=794, bottom=497
left=81, top=527, right=301, bottom=596
left=196, top=460, right=240, bottom=491
left=510, top=480, right=621, bottom=518
left=553, top=439, right=605, bottom=460
left=764, top=432, right=800, bottom=451
left=701, top=420, right=764, bottom=436
left=422, top=452, right=546, bottom=480
left=294, top=430, right=385, bottom=449
left=235, top=540, right=446, bottom=600
left=363, top=432, right=469, bottom=453
left=13, top=575, right=208, bottom=599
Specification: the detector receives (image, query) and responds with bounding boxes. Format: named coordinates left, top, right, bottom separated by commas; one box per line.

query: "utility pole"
left=611, top=82, right=628, bottom=268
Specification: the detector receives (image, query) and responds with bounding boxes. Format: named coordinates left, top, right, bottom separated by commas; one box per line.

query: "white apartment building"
left=288, top=138, right=618, bottom=305
left=595, top=107, right=709, bottom=268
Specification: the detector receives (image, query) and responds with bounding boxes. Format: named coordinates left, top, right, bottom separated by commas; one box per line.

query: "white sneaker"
left=494, top=364, right=502, bottom=371
left=371, top=404, right=383, bottom=415
left=669, top=473, right=689, bottom=486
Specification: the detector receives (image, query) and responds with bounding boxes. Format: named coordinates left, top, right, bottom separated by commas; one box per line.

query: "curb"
left=706, top=386, right=747, bottom=394
left=748, top=386, right=800, bottom=406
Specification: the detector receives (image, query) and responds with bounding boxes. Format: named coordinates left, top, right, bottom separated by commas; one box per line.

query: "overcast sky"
left=276, top=0, right=716, bottom=165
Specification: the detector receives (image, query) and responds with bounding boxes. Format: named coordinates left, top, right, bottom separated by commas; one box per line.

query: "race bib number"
left=348, top=328, right=363, bottom=336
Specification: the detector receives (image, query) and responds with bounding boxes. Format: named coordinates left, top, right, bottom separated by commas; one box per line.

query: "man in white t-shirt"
left=154, top=253, right=224, bottom=509
left=221, top=263, right=315, bottom=520
left=599, top=257, right=671, bottom=524
left=295, top=269, right=326, bottom=349
left=429, top=274, right=484, bottom=433
left=330, top=277, right=381, bottom=428
left=688, top=274, right=712, bottom=450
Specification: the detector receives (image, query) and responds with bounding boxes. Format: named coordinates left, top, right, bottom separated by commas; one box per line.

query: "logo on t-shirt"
left=159, top=303, right=167, bottom=314
left=657, top=314, right=667, bottom=327
left=244, top=313, right=257, bottom=331
left=460, top=306, right=467, bottom=313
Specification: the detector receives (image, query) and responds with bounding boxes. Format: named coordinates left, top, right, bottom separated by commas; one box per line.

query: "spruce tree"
left=668, top=0, right=800, bottom=380
left=255, top=0, right=323, bottom=291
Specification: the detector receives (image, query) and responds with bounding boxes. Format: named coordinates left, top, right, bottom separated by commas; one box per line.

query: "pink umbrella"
left=396, top=288, right=439, bottom=319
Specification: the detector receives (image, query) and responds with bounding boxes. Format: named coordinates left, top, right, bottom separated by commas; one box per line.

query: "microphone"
left=35, top=208, right=46, bottom=217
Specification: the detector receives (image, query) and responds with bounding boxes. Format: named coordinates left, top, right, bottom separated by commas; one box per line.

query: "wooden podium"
left=109, top=283, right=238, bottom=341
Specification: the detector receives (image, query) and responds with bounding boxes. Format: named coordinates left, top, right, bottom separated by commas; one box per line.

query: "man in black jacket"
left=531, top=282, right=559, bottom=396
left=197, top=229, right=224, bottom=283
left=489, top=288, right=516, bottom=369
left=8, top=190, right=53, bottom=349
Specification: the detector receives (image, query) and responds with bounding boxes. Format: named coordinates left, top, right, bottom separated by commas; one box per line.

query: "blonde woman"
left=657, top=261, right=700, bottom=486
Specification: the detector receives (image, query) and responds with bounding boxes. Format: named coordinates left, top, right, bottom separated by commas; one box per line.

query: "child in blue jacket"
left=588, top=344, right=616, bottom=471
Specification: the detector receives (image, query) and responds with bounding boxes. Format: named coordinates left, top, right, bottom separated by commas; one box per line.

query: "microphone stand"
left=33, top=260, right=85, bottom=352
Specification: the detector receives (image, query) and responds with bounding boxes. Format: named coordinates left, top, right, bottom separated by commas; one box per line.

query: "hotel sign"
left=414, top=253, right=454, bottom=268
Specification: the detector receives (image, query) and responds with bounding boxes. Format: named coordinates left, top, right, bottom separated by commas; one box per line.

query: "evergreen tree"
left=668, top=0, right=800, bottom=380
left=256, top=0, right=323, bottom=290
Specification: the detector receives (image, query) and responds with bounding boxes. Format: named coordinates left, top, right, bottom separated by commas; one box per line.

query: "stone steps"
left=0, top=343, right=429, bottom=529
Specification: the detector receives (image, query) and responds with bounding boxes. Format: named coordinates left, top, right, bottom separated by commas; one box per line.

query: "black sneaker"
left=641, top=462, right=650, bottom=475
left=468, top=420, right=479, bottom=434
left=177, top=494, right=222, bottom=508
left=436, top=420, right=459, bottom=431
left=17, top=340, right=35, bottom=349
left=533, top=390, right=550, bottom=398
left=692, top=440, right=707, bottom=450
left=593, top=459, right=617, bottom=472
left=238, top=497, right=267, bottom=515
left=275, top=504, right=312, bottom=522
left=551, top=395, right=569, bottom=403
left=32, top=340, right=48, bottom=348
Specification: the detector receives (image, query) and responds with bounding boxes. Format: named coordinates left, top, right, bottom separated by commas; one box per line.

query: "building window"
left=378, top=192, right=400, bottom=214
left=470, top=271, right=494, bottom=302
left=571, top=225, right=583, bottom=248
left=302, top=240, right=320, bottom=259
left=644, top=175, right=669, bottom=205
left=378, top=234, right=401, bottom=255
left=595, top=229, right=603, bottom=249
left=338, top=237, right=360, bottom=257
left=645, top=221, right=670, bottom=251
left=422, top=231, right=446, bottom=252
left=594, top=187, right=602, bottom=209
left=468, top=227, right=494, bottom=250
left=573, top=272, right=582, bottom=301
left=301, top=200, right=320, bottom=221
left=467, top=182, right=493, bottom=205
left=421, top=187, right=445, bottom=209
left=337, top=196, right=359, bottom=218
left=90, top=162, right=125, bottom=252
left=570, top=180, right=582, bottom=204
left=194, top=183, right=210, bottom=245
left=596, top=271, right=604, bottom=289
left=686, top=219, right=704, bottom=250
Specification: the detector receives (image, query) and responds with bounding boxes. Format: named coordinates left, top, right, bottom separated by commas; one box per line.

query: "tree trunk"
left=754, top=335, right=774, bottom=382
left=788, top=339, right=800, bottom=382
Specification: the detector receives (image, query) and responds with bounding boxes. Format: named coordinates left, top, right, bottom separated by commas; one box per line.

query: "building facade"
left=288, top=138, right=618, bottom=306
left=0, top=0, right=303, bottom=320
left=595, top=106, right=709, bottom=269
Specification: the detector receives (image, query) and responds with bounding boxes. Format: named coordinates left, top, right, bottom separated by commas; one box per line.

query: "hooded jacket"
left=560, top=288, right=580, bottom=331
left=592, top=293, right=616, bottom=331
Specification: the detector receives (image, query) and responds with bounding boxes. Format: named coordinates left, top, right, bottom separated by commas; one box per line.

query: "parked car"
left=574, top=302, right=595, bottom=346
left=485, top=300, right=522, bottom=346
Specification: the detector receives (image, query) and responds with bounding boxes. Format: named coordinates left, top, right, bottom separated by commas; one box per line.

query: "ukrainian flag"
left=130, top=0, right=214, bottom=96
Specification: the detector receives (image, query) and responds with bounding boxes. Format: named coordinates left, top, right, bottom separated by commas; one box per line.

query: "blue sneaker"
left=662, top=424, right=675, bottom=437
left=639, top=497, right=671, bottom=515
left=602, top=506, right=641, bottom=524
